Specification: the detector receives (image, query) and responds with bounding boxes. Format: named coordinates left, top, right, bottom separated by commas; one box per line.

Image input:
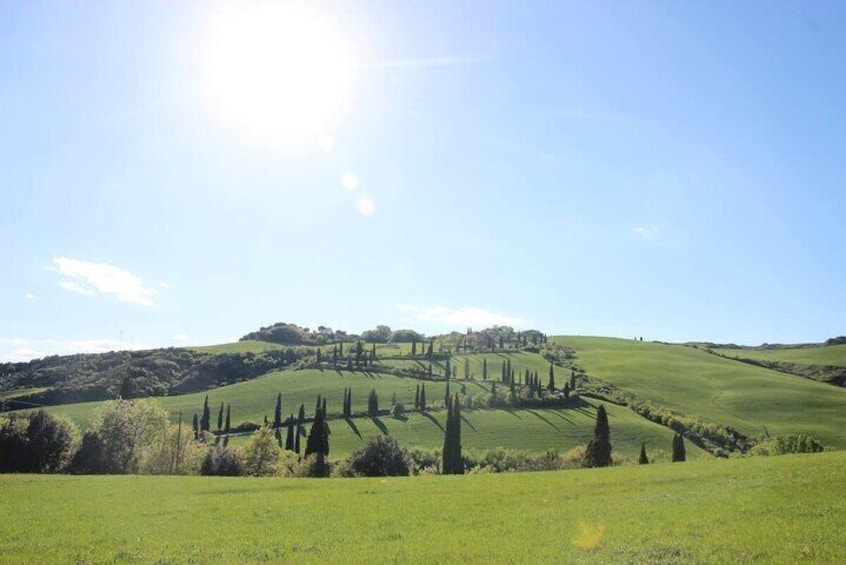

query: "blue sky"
left=2, top=1, right=845, bottom=360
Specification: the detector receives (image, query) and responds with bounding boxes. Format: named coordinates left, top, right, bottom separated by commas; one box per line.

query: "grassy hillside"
left=556, top=337, right=846, bottom=449
left=2, top=452, right=843, bottom=563
left=189, top=340, right=293, bottom=355
left=714, top=343, right=846, bottom=367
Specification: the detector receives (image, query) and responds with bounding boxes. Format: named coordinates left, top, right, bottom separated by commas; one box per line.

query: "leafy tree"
left=349, top=435, right=411, bottom=477
left=242, top=425, right=281, bottom=476
left=672, top=433, right=686, bottom=462
left=583, top=404, right=612, bottom=468
left=68, top=430, right=106, bottom=474
left=88, top=399, right=169, bottom=474
left=0, top=411, right=78, bottom=473
left=639, top=442, right=649, bottom=464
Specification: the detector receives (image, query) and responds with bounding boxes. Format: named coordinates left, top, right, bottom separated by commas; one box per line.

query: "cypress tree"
left=316, top=348, right=322, bottom=363
left=339, top=342, right=343, bottom=356
left=414, top=384, right=420, bottom=410
left=274, top=392, right=282, bottom=430
left=295, top=404, right=305, bottom=454
left=584, top=404, right=612, bottom=467
left=483, top=358, right=488, bottom=381
left=200, top=395, right=210, bottom=432
left=672, top=433, right=686, bottom=462
left=224, top=405, right=231, bottom=447
left=428, top=363, right=433, bottom=378
left=192, top=413, right=199, bottom=440
left=412, top=341, right=417, bottom=356
left=444, top=379, right=451, bottom=407
left=444, top=357, right=451, bottom=379
left=639, top=442, right=649, bottom=464
left=501, top=360, right=507, bottom=383
left=371, top=342, right=376, bottom=360
left=285, top=414, right=295, bottom=451
left=464, top=358, right=470, bottom=380
left=548, top=363, right=555, bottom=392
left=217, top=402, right=224, bottom=431
left=563, top=382, right=570, bottom=398
left=322, top=396, right=327, bottom=420
left=420, top=384, right=427, bottom=410
left=570, top=370, right=576, bottom=391
left=442, top=394, right=463, bottom=474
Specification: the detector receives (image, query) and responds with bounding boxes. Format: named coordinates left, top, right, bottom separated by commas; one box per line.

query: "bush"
left=240, top=425, right=281, bottom=476
left=751, top=434, right=826, bottom=456
left=200, top=446, right=244, bottom=476
left=348, top=436, right=411, bottom=477
left=0, top=411, right=78, bottom=473
left=390, top=402, right=405, bottom=418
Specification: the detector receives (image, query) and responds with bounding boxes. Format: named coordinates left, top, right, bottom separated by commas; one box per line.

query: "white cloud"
left=341, top=172, right=359, bottom=191
left=158, top=281, right=171, bottom=289
left=356, top=197, right=375, bottom=216
left=0, top=338, right=153, bottom=363
left=174, top=333, right=191, bottom=343
left=395, top=304, right=524, bottom=329
left=318, top=135, right=334, bottom=152
left=633, top=226, right=659, bottom=240
left=2, top=348, right=48, bottom=363
left=24, top=293, right=37, bottom=301
left=51, top=257, right=157, bottom=306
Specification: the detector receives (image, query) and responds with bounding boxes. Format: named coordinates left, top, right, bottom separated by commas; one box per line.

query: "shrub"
left=390, top=402, right=405, bottom=418
left=0, top=411, right=78, bottom=473
left=751, top=434, right=826, bottom=456
left=348, top=435, right=411, bottom=477
left=240, top=425, right=281, bottom=476
left=200, top=446, right=244, bottom=476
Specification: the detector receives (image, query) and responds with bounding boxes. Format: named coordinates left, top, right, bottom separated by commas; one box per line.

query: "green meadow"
left=2, top=452, right=843, bottom=564
left=714, top=343, right=846, bottom=367
left=556, top=336, right=846, bottom=448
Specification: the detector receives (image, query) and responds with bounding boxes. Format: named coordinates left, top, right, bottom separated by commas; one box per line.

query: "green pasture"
left=555, top=337, right=846, bottom=448
left=188, top=340, right=293, bottom=355
left=714, top=343, right=846, bottom=367
left=1, top=452, right=843, bottom=563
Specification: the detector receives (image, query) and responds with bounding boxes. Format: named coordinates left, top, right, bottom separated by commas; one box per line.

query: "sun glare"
left=202, top=3, right=352, bottom=143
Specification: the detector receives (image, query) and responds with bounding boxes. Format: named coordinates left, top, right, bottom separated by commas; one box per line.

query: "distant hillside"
left=0, top=345, right=311, bottom=410
left=709, top=341, right=846, bottom=386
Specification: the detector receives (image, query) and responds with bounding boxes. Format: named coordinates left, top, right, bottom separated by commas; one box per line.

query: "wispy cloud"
left=51, top=257, right=157, bottom=306
left=633, top=225, right=660, bottom=241
left=395, top=304, right=524, bottom=329
left=24, top=293, right=37, bottom=301
left=356, top=55, right=481, bottom=70
left=174, top=333, right=191, bottom=343
left=0, top=337, right=153, bottom=363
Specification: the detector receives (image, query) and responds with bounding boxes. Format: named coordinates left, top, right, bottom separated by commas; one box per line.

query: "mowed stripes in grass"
left=46, top=369, right=454, bottom=430
left=225, top=398, right=702, bottom=460
left=557, top=336, right=846, bottom=448
left=715, top=343, right=846, bottom=367
left=1, top=452, right=843, bottom=564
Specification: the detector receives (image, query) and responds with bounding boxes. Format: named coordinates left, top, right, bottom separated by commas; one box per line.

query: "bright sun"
left=201, top=3, right=352, bottom=143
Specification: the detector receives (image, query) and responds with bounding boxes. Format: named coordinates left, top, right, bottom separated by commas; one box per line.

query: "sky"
left=2, top=1, right=845, bottom=361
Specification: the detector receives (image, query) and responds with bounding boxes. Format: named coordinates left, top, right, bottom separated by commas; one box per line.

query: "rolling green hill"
left=714, top=343, right=846, bottom=367
left=2, top=452, right=843, bottom=563
left=555, top=336, right=846, bottom=449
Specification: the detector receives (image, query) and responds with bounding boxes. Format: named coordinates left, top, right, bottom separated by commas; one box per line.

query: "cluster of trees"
left=240, top=323, right=351, bottom=345
left=0, top=347, right=311, bottom=410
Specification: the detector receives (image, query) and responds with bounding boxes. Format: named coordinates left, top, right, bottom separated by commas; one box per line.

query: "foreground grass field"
left=2, top=452, right=843, bottom=563
left=556, top=337, right=846, bottom=449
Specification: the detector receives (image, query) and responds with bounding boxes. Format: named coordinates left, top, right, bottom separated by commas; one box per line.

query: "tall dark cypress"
left=192, top=413, right=199, bottom=440
left=464, top=358, right=470, bottom=380
left=420, top=384, right=427, bottom=410
left=414, top=384, right=420, bottom=410
left=295, top=403, right=305, bottom=454
left=200, top=395, right=210, bottom=432
left=442, top=394, right=463, bottom=474
left=584, top=404, right=612, bottom=468
left=217, top=402, right=224, bottom=431
left=223, top=404, right=231, bottom=447
left=285, top=414, right=295, bottom=451
left=444, top=379, right=451, bottom=406
left=501, top=360, right=507, bottom=383
left=548, top=363, right=555, bottom=392
left=412, top=341, right=417, bottom=356
left=639, top=442, right=649, bottom=464
left=483, top=358, right=488, bottom=381
left=672, top=433, right=686, bottom=462
left=274, top=392, right=282, bottom=429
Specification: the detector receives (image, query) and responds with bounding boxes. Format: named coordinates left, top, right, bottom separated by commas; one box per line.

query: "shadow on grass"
left=526, top=409, right=561, bottom=431
left=420, top=411, right=444, bottom=432
left=345, top=417, right=362, bottom=439
left=460, top=414, right=477, bottom=432
left=371, top=417, right=389, bottom=435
